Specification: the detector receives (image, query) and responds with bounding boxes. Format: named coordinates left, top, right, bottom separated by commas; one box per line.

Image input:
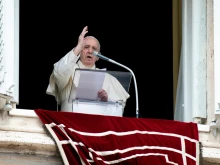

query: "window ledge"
left=198, top=124, right=210, bottom=132
left=1, top=108, right=218, bottom=162
left=0, top=109, right=45, bottom=133
left=9, top=108, right=38, bottom=118
left=0, top=109, right=58, bottom=156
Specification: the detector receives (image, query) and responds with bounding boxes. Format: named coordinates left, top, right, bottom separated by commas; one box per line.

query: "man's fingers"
left=82, top=31, right=88, bottom=37
left=81, top=26, right=88, bottom=36
left=83, top=26, right=88, bottom=32
left=98, top=89, right=105, bottom=95
left=99, top=92, right=106, bottom=98
left=78, top=26, right=88, bottom=47
left=100, top=94, right=107, bottom=101
left=98, top=89, right=108, bottom=101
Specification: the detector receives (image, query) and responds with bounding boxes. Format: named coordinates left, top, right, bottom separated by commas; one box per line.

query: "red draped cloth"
left=34, top=109, right=199, bottom=165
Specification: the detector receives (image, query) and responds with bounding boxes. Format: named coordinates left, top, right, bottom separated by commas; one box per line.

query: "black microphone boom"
left=93, top=51, right=139, bottom=118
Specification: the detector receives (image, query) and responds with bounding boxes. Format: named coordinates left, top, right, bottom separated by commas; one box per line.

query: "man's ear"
left=96, top=57, right=99, bottom=61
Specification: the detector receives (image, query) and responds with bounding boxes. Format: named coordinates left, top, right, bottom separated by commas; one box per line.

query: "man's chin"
left=84, top=62, right=94, bottom=67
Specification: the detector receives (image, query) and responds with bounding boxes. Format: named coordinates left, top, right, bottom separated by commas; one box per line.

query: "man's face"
left=80, top=37, right=100, bottom=67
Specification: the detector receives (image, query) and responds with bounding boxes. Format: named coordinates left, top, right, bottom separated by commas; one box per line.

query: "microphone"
left=93, top=51, right=110, bottom=61
left=93, top=51, right=140, bottom=118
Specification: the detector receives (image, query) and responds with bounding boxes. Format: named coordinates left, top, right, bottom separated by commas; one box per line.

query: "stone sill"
left=0, top=130, right=57, bottom=156
left=0, top=109, right=45, bottom=133
left=0, top=108, right=219, bottom=163
left=9, top=108, right=39, bottom=118
left=0, top=108, right=58, bottom=156
left=8, top=108, right=211, bottom=133
left=198, top=124, right=210, bottom=132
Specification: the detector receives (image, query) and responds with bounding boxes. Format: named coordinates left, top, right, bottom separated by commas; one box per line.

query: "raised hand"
left=74, top=26, right=88, bottom=55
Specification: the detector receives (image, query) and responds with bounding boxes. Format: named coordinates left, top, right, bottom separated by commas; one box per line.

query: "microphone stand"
left=94, top=52, right=139, bottom=118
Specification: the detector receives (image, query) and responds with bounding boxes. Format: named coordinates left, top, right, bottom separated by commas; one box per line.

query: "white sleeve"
left=53, top=48, right=80, bottom=91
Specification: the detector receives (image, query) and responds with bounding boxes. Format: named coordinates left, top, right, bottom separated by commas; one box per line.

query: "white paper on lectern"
left=75, top=69, right=106, bottom=101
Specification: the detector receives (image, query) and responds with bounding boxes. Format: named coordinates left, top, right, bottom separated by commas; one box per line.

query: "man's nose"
left=88, top=48, right=94, bottom=54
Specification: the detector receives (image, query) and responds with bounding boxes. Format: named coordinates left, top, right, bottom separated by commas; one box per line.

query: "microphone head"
left=93, top=51, right=99, bottom=56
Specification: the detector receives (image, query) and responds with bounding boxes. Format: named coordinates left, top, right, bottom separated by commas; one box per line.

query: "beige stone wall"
left=0, top=152, right=63, bottom=165
left=203, top=161, right=220, bottom=165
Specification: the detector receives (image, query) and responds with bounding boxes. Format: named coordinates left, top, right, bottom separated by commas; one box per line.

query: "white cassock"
left=46, top=49, right=130, bottom=114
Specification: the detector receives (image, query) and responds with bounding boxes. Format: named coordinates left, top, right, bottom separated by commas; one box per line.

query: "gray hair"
left=85, top=36, right=101, bottom=52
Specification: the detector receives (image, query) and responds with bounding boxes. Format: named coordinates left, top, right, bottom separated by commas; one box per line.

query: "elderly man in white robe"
left=46, top=26, right=130, bottom=116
